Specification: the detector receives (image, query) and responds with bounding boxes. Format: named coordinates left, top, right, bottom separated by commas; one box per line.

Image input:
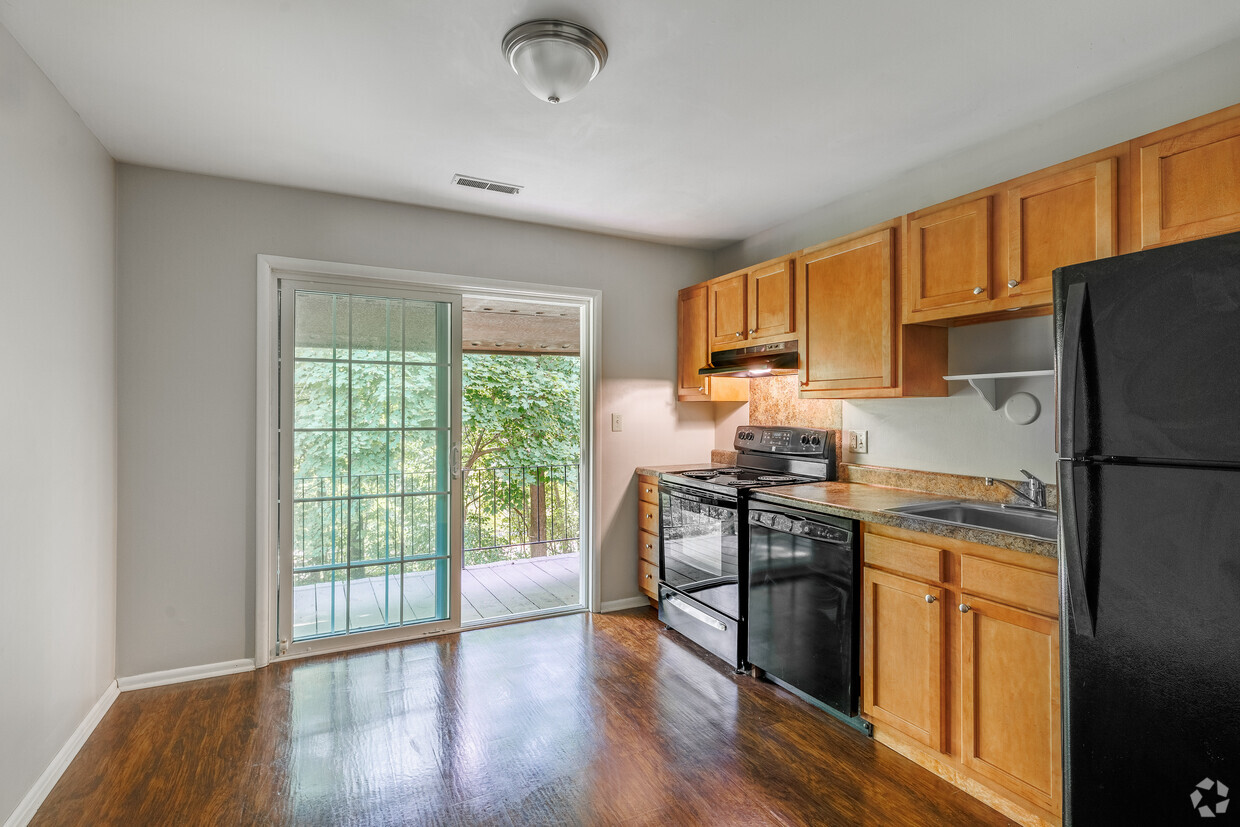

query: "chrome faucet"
left=985, top=470, right=1048, bottom=509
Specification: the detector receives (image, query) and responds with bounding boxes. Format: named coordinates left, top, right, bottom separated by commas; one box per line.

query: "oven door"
left=658, top=483, right=739, bottom=606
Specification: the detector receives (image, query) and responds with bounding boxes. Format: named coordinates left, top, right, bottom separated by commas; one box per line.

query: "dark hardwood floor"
left=34, top=608, right=1013, bottom=826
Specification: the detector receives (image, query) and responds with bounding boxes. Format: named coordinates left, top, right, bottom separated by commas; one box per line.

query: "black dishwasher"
left=747, top=501, right=870, bottom=735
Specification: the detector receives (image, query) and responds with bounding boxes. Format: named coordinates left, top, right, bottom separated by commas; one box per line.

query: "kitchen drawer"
left=638, top=474, right=659, bottom=506
left=960, top=554, right=1057, bottom=617
left=638, top=529, right=659, bottom=565
left=639, top=558, right=659, bottom=599
left=863, top=533, right=944, bottom=583
left=638, top=502, right=659, bottom=537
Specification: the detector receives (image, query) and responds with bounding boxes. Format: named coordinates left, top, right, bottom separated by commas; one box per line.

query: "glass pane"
left=293, top=361, right=335, bottom=429
left=293, top=430, right=348, bottom=499
left=403, top=430, right=447, bottom=493
left=402, top=300, right=441, bottom=363
left=402, top=559, right=447, bottom=623
left=350, top=363, right=390, bottom=429
left=348, top=496, right=400, bottom=564
left=293, top=569, right=347, bottom=639
left=349, top=431, right=400, bottom=496
left=287, top=288, right=453, bottom=643
left=348, top=565, right=391, bottom=630
left=294, top=292, right=341, bottom=359
left=292, top=498, right=346, bottom=569
left=403, top=365, right=444, bottom=428
left=401, top=494, right=448, bottom=559
left=351, top=296, right=400, bottom=362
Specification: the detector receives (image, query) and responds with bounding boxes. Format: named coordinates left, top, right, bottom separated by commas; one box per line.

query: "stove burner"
left=682, top=470, right=721, bottom=479
left=757, top=475, right=799, bottom=483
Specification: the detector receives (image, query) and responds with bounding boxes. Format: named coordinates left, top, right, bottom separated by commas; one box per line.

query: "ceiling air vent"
left=452, top=174, right=523, bottom=195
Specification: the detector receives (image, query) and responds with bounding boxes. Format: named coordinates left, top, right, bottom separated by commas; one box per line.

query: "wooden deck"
left=293, top=553, right=581, bottom=637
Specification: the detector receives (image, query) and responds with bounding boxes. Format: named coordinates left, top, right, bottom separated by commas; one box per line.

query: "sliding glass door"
left=277, top=280, right=462, bottom=654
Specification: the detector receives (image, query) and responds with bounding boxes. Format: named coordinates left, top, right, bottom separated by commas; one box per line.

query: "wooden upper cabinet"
left=1135, top=104, right=1240, bottom=249
left=862, top=566, right=946, bottom=752
left=798, top=226, right=895, bottom=392
left=707, top=256, right=794, bottom=352
left=1006, top=156, right=1118, bottom=305
left=747, top=258, right=795, bottom=344
left=959, top=595, right=1062, bottom=816
left=904, top=196, right=994, bottom=322
left=677, top=283, right=747, bottom=402
left=707, top=273, right=748, bottom=349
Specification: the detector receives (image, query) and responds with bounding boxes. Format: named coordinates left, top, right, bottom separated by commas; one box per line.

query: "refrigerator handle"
left=1058, top=461, right=1095, bottom=638
left=1059, top=282, right=1087, bottom=458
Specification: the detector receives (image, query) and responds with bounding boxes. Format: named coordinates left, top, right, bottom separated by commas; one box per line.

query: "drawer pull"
left=644, top=573, right=653, bottom=579
left=924, top=594, right=936, bottom=603
left=667, top=596, right=727, bottom=632
left=959, top=603, right=971, bottom=613
left=972, top=286, right=984, bottom=295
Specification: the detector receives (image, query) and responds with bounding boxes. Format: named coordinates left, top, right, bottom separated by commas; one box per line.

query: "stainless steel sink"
left=887, top=500, right=1058, bottom=541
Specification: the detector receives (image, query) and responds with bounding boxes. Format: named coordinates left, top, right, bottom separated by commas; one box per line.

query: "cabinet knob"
left=972, top=287, right=984, bottom=295
left=698, top=386, right=704, bottom=393
left=749, top=328, right=756, bottom=334
left=646, top=513, right=653, bottom=519
left=735, top=331, right=743, bottom=338
left=645, top=573, right=653, bottom=579
left=645, top=543, right=653, bottom=549
left=925, top=594, right=936, bottom=603
left=1007, top=279, right=1019, bottom=288
left=959, top=603, right=971, bottom=613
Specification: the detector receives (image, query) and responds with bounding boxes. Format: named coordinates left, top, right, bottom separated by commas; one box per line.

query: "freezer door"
left=1054, top=231, right=1240, bottom=463
left=1060, top=460, right=1240, bottom=824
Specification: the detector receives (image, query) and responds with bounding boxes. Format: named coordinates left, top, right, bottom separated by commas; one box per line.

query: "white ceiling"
left=5, top=1, right=1240, bottom=250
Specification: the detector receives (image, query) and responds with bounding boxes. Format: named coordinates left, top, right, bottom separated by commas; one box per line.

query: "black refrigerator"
left=1054, top=231, right=1240, bottom=824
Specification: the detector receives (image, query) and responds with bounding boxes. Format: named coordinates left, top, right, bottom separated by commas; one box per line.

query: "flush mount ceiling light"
left=502, top=19, right=608, bottom=104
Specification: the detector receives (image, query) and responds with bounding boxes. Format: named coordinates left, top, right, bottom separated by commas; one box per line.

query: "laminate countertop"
left=750, top=482, right=1058, bottom=558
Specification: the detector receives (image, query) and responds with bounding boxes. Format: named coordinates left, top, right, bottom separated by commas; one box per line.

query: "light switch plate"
left=611, top=413, right=623, bottom=432
left=848, top=429, right=869, bottom=453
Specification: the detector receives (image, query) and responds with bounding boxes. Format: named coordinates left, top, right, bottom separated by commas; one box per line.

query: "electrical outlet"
left=848, top=429, right=869, bottom=453
left=611, top=413, right=623, bottom=432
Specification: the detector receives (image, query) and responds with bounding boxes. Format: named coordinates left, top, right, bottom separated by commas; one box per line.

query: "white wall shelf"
left=943, top=369, right=1054, bottom=411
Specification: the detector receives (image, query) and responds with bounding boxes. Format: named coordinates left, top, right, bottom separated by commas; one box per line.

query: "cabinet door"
left=1006, top=158, right=1117, bottom=305
left=959, top=594, right=1062, bottom=815
left=1136, top=109, right=1240, bottom=249
left=747, top=258, right=794, bottom=343
left=677, top=284, right=711, bottom=400
left=905, top=196, right=993, bottom=319
left=862, top=567, right=946, bottom=751
left=708, top=272, right=748, bottom=349
left=799, top=228, right=895, bottom=391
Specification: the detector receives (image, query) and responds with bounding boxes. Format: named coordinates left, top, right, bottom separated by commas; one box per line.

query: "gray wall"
left=0, top=24, right=116, bottom=823
left=713, top=37, right=1240, bottom=479
left=115, top=166, right=715, bottom=677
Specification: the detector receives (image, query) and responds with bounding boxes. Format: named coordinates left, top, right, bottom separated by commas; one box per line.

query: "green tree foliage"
left=290, top=349, right=581, bottom=573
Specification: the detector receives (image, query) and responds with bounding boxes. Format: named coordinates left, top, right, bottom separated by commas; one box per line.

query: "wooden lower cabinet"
left=861, top=523, right=1061, bottom=826
left=637, top=474, right=660, bottom=602
left=862, top=567, right=946, bottom=751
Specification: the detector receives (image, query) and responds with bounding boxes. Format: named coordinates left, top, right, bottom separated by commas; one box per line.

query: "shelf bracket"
left=943, top=370, right=1054, bottom=414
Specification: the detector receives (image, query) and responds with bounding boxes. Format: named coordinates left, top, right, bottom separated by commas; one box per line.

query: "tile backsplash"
left=748, top=374, right=842, bottom=429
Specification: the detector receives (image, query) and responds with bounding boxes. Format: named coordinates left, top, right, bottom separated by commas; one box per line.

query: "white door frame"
left=256, top=255, right=600, bottom=667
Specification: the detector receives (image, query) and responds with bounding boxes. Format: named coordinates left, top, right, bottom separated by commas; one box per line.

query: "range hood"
left=698, top=340, right=799, bottom=378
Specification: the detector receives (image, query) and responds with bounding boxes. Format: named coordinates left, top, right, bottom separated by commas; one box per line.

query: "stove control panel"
left=734, top=426, right=833, bottom=457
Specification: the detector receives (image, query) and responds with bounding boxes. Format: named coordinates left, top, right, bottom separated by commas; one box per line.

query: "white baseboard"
left=117, top=658, right=255, bottom=692
left=600, top=596, right=653, bottom=613
left=5, top=680, right=119, bottom=827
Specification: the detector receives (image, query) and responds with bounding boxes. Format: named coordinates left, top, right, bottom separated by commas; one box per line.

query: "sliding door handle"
left=450, top=443, right=462, bottom=479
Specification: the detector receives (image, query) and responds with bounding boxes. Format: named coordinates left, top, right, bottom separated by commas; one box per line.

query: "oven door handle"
left=660, top=485, right=734, bottom=510
left=665, top=596, right=727, bottom=632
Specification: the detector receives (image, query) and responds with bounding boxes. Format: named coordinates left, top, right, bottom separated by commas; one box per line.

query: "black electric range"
left=656, top=425, right=835, bottom=672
